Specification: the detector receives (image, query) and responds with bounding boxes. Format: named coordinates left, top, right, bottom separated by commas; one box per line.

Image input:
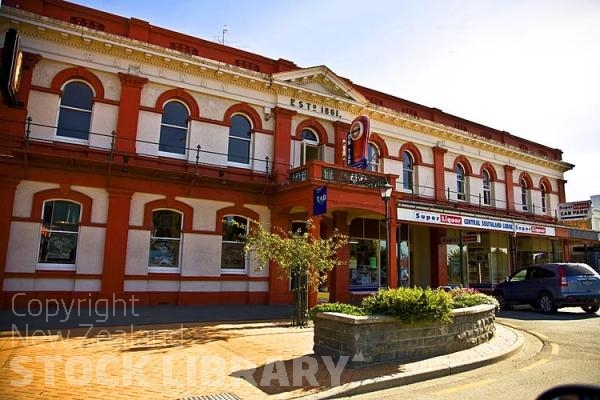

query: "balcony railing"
left=289, top=162, right=389, bottom=189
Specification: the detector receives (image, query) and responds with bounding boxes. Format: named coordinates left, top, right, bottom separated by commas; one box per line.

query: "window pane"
left=62, top=82, right=93, bottom=109
left=230, top=115, right=252, bottom=139
left=159, top=125, right=187, bottom=154
left=302, top=129, right=317, bottom=142
left=228, top=138, right=250, bottom=164
left=57, top=108, right=91, bottom=140
left=39, top=232, right=78, bottom=263
left=222, top=216, right=247, bottom=241
left=152, top=210, right=182, bottom=238
left=162, top=102, right=189, bottom=127
left=221, top=242, right=246, bottom=269
left=148, top=238, right=180, bottom=267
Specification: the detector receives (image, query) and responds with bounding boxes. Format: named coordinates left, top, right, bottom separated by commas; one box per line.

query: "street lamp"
left=379, top=182, right=393, bottom=290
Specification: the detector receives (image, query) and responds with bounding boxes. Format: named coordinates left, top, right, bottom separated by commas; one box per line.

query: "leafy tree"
left=243, top=219, right=348, bottom=326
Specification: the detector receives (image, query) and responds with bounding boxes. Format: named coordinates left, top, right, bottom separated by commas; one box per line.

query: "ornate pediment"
left=272, top=65, right=368, bottom=104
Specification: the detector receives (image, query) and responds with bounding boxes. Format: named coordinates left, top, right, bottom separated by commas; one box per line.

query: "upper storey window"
left=367, top=143, right=379, bottom=172
left=521, top=178, right=530, bottom=212
left=541, top=183, right=548, bottom=214
left=483, top=169, right=492, bottom=206
left=301, top=128, right=322, bottom=165
left=402, top=151, right=414, bottom=191
left=159, top=101, right=189, bottom=156
left=456, top=163, right=466, bottom=201
left=56, top=81, right=93, bottom=141
left=228, top=114, right=252, bottom=165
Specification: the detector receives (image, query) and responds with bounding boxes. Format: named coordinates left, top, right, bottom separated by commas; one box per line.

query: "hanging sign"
left=313, top=186, right=327, bottom=216
left=346, top=115, right=371, bottom=169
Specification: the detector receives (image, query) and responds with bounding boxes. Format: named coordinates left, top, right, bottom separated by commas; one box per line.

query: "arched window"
left=521, top=178, right=529, bottom=212
left=483, top=169, right=492, bottom=206
left=301, top=128, right=321, bottom=165
left=149, top=210, right=182, bottom=269
left=541, top=183, right=548, bottom=213
left=159, top=101, right=189, bottom=155
left=367, top=143, right=379, bottom=172
left=402, top=151, right=414, bottom=191
left=56, top=81, right=93, bottom=141
left=228, top=114, right=252, bottom=165
left=221, top=215, right=248, bottom=272
left=456, top=163, right=466, bottom=201
left=38, top=200, right=81, bottom=266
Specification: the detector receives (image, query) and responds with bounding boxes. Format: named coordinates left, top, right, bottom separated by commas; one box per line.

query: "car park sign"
left=558, top=201, right=591, bottom=221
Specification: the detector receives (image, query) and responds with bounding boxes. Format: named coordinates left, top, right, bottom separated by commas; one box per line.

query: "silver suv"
left=493, top=262, right=600, bottom=314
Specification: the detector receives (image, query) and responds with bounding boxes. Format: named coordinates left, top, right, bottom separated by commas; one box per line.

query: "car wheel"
left=494, top=292, right=511, bottom=310
left=581, top=305, right=600, bottom=314
left=537, top=292, right=557, bottom=313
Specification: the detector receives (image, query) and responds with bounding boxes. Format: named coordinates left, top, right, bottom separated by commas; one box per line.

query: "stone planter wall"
left=313, top=304, right=496, bottom=366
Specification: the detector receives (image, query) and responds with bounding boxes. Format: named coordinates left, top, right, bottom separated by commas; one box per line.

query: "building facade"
left=1, top=0, right=597, bottom=309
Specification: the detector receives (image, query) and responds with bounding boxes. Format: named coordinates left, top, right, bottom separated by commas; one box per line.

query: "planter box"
left=313, top=304, right=496, bottom=366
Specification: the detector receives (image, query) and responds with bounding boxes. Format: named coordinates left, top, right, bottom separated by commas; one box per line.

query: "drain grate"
left=179, top=394, right=241, bottom=400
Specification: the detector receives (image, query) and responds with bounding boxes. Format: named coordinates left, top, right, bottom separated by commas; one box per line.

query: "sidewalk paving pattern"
left=0, top=305, right=525, bottom=399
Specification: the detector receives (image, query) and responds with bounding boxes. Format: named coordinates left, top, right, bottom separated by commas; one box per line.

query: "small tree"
left=243, top=219, right=348, bottom=326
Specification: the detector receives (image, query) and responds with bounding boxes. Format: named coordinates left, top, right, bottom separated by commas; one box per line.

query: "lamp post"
left=379, top=182, right=393, bottom=290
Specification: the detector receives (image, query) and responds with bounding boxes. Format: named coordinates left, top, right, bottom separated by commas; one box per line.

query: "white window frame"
left=221, top=215, right=249, bottom=274
left=158, top=100, right=189, bottom=159
left=483, top=170, right=492, bottom=206
left=54, top=80, right=94, bottom=145
left=456, top=163, right=466, bottom=201
left=37, top=199, right=81, bottom=271
left=148, top=209, right=183, bottom=273
left=227, top=114, right=254, bottom=168
left=402, top=151, right=414, bottom=192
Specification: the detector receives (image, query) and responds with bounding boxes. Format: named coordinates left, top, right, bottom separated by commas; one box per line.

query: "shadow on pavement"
left=1, top=304, right=295, bottom=331
left=231, top=354, right=405, bottom=396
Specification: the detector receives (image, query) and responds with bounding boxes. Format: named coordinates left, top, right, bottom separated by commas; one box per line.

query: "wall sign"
left=397, top=207, right=556, bottom=236
left=558, top=201, right=591, bottom=221
left=289, top=98, right=341, bottom=118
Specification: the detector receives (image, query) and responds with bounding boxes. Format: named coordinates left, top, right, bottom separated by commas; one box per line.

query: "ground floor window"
left=38, top=200, right=81, bottom=267
left=221, top=215, right=248, bottom=273
left=445, top=231, right=510, bottom=290
left=515, top=236, right=562, bottom=270
left=149, top=209, right=182, bottom=270
left=349, top=238, right=387, bottom=290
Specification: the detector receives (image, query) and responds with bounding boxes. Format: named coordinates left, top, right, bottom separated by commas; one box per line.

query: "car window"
left=540, top=268, right=555, bottom=278
left=562, top=264, right=598, bottom=276
left=510, top=269, right=527, bottom=282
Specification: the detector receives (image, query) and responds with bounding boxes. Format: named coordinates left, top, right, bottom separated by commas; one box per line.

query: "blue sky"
left=73, top=0, right=600, bottom=202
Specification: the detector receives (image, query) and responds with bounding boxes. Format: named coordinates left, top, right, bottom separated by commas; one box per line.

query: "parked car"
left=493, top=262, right=600, bottom=314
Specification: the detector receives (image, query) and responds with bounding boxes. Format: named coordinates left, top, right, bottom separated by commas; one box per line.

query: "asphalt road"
left=339, top=307, right=600, bottom=400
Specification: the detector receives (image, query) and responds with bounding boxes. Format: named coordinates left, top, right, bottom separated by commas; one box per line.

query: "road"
left=339, top=307, right=600, bottom=400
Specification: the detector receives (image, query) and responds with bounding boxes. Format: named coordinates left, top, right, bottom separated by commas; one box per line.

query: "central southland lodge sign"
left=398, top=208, right=556, bottom=236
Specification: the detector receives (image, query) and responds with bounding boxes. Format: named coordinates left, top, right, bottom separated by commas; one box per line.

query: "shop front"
left=397, top=205, right=566, bottom=293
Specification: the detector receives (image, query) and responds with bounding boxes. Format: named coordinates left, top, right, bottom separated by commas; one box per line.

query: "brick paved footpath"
left=0, top=321, right=403, bottom=400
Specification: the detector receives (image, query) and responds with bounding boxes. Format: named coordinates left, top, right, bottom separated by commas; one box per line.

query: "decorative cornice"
left=2, top=6, right=573, bottom=174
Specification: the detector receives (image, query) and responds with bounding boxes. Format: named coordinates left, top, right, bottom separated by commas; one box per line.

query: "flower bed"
left=313, top=303, right=496, bottom=367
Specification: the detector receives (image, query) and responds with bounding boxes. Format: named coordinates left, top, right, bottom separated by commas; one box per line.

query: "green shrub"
left=308, top=302, right=365, bottom=320
left=449, top=288, right=499, bottom=310
left=361, top=287, right=453, bottom=324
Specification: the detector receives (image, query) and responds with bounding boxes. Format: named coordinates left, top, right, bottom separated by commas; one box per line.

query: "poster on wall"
left=346, top=115, right=371, bottom=169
